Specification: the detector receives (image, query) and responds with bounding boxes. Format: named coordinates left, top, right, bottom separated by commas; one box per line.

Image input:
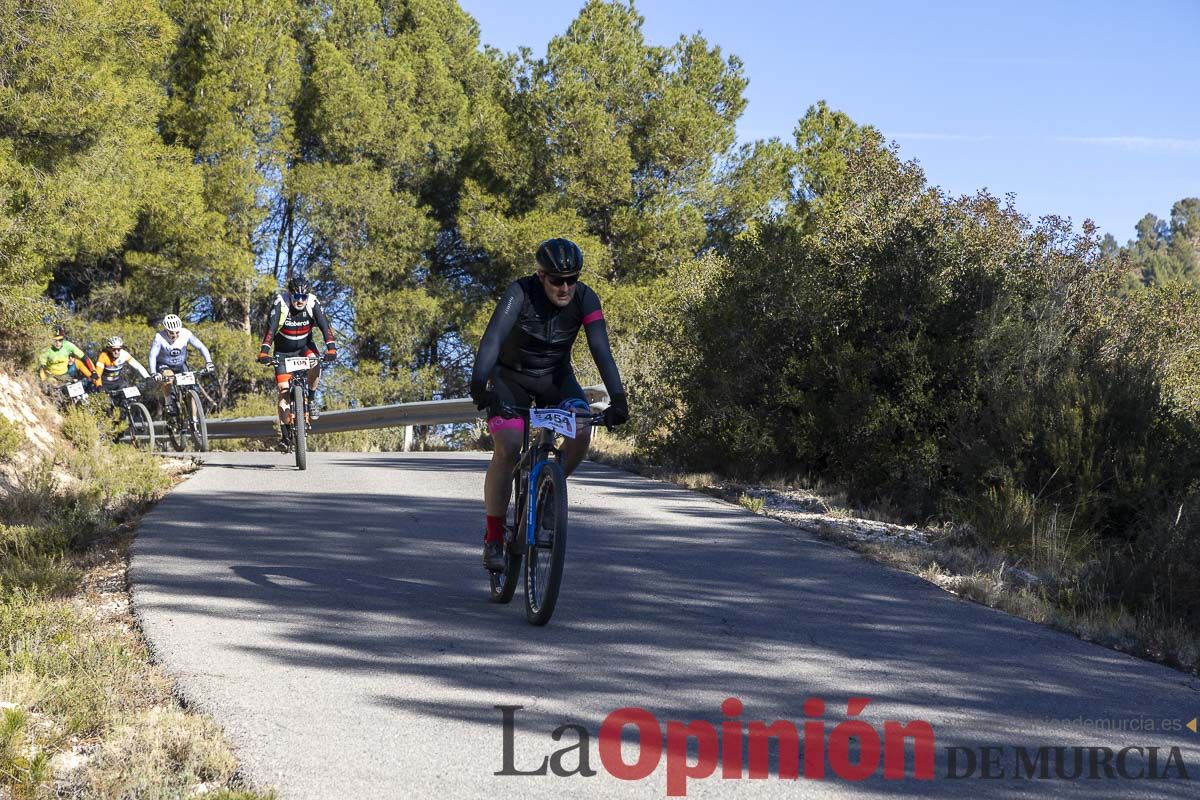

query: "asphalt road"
left=131, top=452, right=1200, bottom=798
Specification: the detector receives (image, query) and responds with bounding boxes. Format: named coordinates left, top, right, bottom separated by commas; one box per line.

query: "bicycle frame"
left=516, top=426, right=556, bottom=550
left=507, top=407, right=605, bottom=549
left=272, top=356, right=323, bottom=421
left=163, top=369, right=195, bottom=407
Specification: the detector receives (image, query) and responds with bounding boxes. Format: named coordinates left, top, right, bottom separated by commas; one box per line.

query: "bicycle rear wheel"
left=292, top=380, right=307, bottom=470
left=186, top=389, right=209, bottom=452
left=523, top=462, right=567, bottom=625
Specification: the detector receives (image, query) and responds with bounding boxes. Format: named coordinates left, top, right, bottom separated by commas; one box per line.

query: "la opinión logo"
left=495, top=697, right=936, bottom=796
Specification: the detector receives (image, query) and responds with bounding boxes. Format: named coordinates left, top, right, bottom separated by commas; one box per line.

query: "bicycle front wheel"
left=292, top=380, right=307, bottom=470
left=524, top=462, right=567, bottom=625
left=166, top=391, right=185, bottom=452
left=128, top=402, right=155, bottom=451
left=186, top=389, right=209, bottom=452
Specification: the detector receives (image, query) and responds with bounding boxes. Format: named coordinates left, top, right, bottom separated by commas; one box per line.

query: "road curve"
left=131, top=452, right=1199, bottom=798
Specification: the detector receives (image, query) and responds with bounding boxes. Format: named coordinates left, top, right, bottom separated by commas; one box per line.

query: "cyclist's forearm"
left=585, top=319, right=625, bottom=397
left=128, top=356, right=150, bottom=379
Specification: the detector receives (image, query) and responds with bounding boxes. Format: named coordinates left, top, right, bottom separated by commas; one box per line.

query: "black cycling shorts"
left=487, top=365, right=588, bottom=432
left=273, top=339, right=319, bottom=381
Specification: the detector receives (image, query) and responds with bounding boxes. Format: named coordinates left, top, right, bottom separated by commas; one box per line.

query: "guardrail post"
left=402, top=425, right=413, bottom=452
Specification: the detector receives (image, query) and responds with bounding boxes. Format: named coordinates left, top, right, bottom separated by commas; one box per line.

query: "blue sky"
left=459, top=0, right=1199, bottom=241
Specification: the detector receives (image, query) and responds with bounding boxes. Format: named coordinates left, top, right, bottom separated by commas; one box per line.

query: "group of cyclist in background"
left=35, top=237, right=628, bottom=570
left=37, top=315, right=215, bottom=419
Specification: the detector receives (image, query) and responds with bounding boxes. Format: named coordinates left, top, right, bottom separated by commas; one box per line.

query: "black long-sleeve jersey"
left=260, top=295, right=335, bottom=355
left=471, top=276, right=624, bottom=397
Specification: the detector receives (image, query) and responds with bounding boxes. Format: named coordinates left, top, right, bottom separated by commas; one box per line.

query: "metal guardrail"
left=196, top=385, right=610, bottom=442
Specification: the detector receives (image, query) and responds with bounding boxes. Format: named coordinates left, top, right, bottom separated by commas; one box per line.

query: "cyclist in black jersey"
left=470, top=238, right=629, bottom=570
left=257, top=275, right=337, bottom=449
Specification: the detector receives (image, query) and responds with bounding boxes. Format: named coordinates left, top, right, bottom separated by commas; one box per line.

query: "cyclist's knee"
left=491, top=429, right=522, bottom=460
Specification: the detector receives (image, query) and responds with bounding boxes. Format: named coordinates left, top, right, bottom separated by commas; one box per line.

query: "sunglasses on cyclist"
left=289, top=292, right=309, bottom=304
left=542, top=273, right=579, bottom=287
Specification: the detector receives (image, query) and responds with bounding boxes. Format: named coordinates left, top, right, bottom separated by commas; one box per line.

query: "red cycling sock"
left=485, top=514, right=505, bottom=543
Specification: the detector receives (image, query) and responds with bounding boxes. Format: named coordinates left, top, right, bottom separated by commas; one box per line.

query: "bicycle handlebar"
left=492, top=403, right=617, bottom=430
left=265, top=356, right=329, bottom=372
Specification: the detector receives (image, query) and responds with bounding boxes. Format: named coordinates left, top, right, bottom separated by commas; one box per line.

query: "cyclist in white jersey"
left=149, top=314, right=214, bottom=413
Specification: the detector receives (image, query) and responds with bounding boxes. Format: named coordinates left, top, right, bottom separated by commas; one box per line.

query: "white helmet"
left=105, top=335, right=124, bottom=350
left=163, top=314, right=183, bottom=333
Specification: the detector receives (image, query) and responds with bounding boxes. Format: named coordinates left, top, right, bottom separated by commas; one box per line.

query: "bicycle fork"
left=522, top=439, right=563, bottom=550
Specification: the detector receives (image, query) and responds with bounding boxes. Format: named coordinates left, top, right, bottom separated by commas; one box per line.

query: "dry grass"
left=82, top=707, right=241, bottom=798
left=0, top=401, right=275, bottom=798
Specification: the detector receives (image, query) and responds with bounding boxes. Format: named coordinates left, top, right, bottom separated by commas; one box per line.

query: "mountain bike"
left=159, top=368, right=210, bottom=452
left=488, top=404, right=612, bottom=625
left=270, top=355, right=323, bottom=471
left=107, top=385, right=155, bottom=451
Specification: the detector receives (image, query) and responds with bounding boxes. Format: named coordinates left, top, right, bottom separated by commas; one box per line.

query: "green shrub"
left=1, top=460, right=61, bottom=525
left=0, top=707, right=52, bottom=794
left=0, top=549, right=81, bottom=597
left=65, top=441, right=171, bottom=511
left=738, top=494, right=765, bottom=513
left=637, top=126, right=1200, bottom=627
left=0, top=294, right=55, bottom=362
left=0, top=416, right=22, bottom=462
left=60, top=403, right=118, bottom=451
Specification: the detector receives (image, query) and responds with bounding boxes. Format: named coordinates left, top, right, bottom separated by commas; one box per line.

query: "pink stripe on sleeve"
left=582, top=310, right=605, bottom=325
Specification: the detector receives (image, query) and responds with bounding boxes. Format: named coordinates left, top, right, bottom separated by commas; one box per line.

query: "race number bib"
left=122, top=386, right=141, bottom=399
left=283, top=357, right=316, bottom=374
left=174, top=371, right=196, bottom=386
left=66, top=381, right=86, bottom=398
left=530, top=407, right=576, bottom=439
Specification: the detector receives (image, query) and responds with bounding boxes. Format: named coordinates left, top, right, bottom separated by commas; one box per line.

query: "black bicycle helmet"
left=287, top=274, right=312, bottom=295
left=535, top=238, right=583, bottom=274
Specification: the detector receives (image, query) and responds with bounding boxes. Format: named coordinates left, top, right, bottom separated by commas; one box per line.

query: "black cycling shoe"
left=482, top=540, right=505, bottom=571
left=276, top=436, right=290, bottom=453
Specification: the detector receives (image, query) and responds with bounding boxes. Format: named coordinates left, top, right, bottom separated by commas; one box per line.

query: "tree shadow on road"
left=132, top=453, right=1200, bottom=798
